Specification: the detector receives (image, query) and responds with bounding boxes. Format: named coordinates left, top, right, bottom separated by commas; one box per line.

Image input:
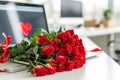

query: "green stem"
left=29, top=60, right=35, bottom=67
left=39, top=62, right=46, bottom=67
left=41, top=59, right=48, bottom=62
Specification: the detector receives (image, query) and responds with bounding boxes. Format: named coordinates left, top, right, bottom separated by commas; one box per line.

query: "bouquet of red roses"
left=0, top=22, right=86, bottom=76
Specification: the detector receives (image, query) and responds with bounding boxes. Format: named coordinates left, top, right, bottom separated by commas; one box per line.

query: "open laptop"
left=0, top=1, right=49, bottom=72
left=0, top=1, right=49, bottom=44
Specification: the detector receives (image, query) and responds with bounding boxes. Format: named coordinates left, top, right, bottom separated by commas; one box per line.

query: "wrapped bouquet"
left=0, top=22, right=86, bottom=76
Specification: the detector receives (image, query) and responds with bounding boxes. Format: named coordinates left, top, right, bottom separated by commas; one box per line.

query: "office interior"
left=1, top=0, right=120, bottom=64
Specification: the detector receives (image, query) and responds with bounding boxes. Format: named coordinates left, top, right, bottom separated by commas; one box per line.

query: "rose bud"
left=42, top=45, right=55, bottom=56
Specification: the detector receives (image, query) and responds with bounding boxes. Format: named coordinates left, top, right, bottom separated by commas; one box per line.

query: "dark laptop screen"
left=0, top=1, right=48, bottom=44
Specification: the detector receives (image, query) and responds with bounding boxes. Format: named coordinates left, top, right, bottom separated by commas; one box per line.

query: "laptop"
left=0, top=1, right=49, bottom=44
left=0, top=1, right=49, bottom=72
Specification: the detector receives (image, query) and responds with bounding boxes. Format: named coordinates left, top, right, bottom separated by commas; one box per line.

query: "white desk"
left=0, top=37, right=120, bottom=80
left=49, top=26, right=120, bottom=37
left=74, top=27, right=120, bottom=37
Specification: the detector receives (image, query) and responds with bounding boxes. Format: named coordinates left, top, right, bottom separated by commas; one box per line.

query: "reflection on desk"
left=0, top=37, right=120, bottom=80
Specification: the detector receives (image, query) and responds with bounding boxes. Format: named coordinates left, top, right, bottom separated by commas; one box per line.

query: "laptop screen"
left=0, top=1, right=48, bottom=44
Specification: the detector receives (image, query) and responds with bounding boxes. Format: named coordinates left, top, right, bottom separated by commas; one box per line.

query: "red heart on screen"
left=19, top=22, right=32, bottom=36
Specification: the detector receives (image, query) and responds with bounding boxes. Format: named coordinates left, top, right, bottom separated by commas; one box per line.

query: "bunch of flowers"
left=0, top=22, right=86, bottom=76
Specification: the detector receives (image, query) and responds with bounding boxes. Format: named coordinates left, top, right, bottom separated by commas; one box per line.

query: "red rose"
left=68, top=37, right=76, bottom=46
left=49, top=39, right=59, bottom=52
left=58, top=47, right=66, bottom=56
left=74, top=60, right=83, bottom=69
left=81, top=57, right=86, bottom=64
left=47, top=59, right=57, bottom=70
left=57, top=32, right=67, bottom=43
left=79, top=39, right=83, bottom=46
left=72, top=46, right=86, bottom=62
left=73, top=35, right=79, bottom=40
left=49, top=40, right=58, bottom=47
left=48, top=59, right=56, bottom=64
left=65, top=29, right=74, bottom=39
left=75, top=39, right=83, bottom=46
left=57, top=32, right=64, bottom=39
left=56, top=65, right=65, bottom=72
left=31, top=65, right=47, bottom=76
left=65, top=29, right=74, bottom=36
left=65, top=31, right=72, bottom=39
left=55, top=55, right=66, bottom=65
left=72, top=47, right=80, bottom=56
left=65, top=61, right=74, bottom=71
left=37, top=35, right=48, bottom=45
left=31, top=68, right=35, bottom=74
left=42, top=45, right=55, bottom=56
left=46, top=63, right=56, bottom=75
left=71, top=55, right=80, bottom=60
left=64, top=44, right=72, bottom=54
left=78, top=46, right=86, bottom=55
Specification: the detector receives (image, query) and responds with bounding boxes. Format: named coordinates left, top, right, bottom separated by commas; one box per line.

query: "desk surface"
left=74, top=27, right=120, bottom=37
left=49, top=26, right=120, bottom=37
left=0, top=37, right=120, bottom=80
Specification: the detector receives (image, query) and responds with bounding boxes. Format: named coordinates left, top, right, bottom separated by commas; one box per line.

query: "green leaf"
left=10, top=48, right=23, bottom=57
left=26, top=53, right=31, bottom=59
left=34, top=31, right=39, bottom=37
left=21, top=55, right=27, bottom=59
left=14, top=56, right=21, bottom=61
left=36, top=54, right=39, bottom=60
left=33, top=46, right=38, bottom=54
left=45, top=33, right=56, bottom=40
left=30, top=37, right=37, bottom=45
left=25, top=47, right=33, bottom=54
left=20, top=38, right=31, bottom=49
left=33, top=28, right=42, bottom=38
left=57, top=27, right=62, bottom=33
left=27, top=65, right=34, bottom=72
left=33, top=46, right=40, bottom=60
left=29, top=28, right=42, bottom=45
left=57, top=27, right=66, bottom=33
